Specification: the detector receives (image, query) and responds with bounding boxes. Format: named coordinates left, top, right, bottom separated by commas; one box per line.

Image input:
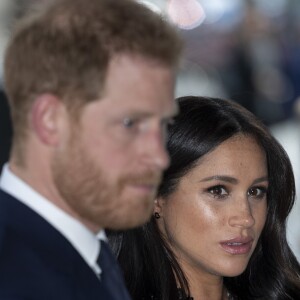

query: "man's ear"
left=31, top=94, right=65, bottom=146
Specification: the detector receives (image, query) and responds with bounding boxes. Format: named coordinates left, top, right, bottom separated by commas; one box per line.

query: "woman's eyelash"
left=206, top=185, right=268, bottom=200
left=248, top=186, right=268, bottom=198
left=207, top=185, right=228, bottom=198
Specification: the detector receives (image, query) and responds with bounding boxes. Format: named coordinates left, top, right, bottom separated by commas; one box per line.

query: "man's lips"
left=220, top=236, right=254, bottom=255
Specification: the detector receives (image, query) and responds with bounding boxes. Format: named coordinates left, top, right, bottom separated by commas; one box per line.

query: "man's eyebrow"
left=117, top=108, right=178, bottom=119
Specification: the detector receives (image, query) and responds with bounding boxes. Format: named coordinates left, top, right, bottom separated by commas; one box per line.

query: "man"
left=0, top=0, right=182, bottom=298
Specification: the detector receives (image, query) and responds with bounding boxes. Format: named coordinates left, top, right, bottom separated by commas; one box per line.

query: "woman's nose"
left=228, top=199, right=255, bottom=228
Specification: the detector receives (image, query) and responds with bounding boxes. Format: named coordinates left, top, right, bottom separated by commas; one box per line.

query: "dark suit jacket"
left=0, top=189, right=131, bottom=300
left=0, top=91, right=12, bottom=172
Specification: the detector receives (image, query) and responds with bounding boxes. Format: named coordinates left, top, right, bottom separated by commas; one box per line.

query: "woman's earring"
left=154, top=212, right=161, bottom=219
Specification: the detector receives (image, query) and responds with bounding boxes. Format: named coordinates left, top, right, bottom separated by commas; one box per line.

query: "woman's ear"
left=153, top=197, right=165, bottom=219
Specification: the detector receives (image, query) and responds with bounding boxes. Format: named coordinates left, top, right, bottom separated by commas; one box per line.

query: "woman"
left=108, top=96, right=300, bottom=299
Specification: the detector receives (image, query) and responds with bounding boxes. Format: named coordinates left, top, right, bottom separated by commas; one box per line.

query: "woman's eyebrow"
left=199, top=175, right=269, bottom=185
left=252, top=176, right=269, bottom=185
left=199, top=175, right=238, bottom=184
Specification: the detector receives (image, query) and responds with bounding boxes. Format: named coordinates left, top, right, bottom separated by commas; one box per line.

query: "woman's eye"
left=208, top=185, right=228, bottom=198
left=248, top=187, right=267, bottom=198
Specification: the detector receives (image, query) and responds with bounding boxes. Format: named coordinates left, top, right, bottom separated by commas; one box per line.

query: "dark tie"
left=97, top=240, right=131, bottom=300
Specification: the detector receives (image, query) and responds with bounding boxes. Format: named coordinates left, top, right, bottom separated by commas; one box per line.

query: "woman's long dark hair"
left=108, top=96, right=300, bottom=300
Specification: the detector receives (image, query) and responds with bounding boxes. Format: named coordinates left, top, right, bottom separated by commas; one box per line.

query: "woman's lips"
left=220, top=237, right=253, bottom=255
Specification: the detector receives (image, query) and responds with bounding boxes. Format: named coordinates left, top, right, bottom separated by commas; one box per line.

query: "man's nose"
left=142, top=129, right=170, bottom=171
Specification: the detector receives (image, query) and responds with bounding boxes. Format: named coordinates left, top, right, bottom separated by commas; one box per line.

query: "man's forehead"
left=94, top=93, right=177, bottom=119
left=108, top=53, right=172, bottom=71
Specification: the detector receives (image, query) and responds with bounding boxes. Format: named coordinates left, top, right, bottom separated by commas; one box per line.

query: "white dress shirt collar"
left=0, top=163, right=106, bottom=276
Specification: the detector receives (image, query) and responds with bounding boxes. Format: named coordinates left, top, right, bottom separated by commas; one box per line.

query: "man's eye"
left=122, top=117, right=136, bottom=128
left=208, top=185, right=228, bottom=198
left=163, top=117, right=175, bottom=127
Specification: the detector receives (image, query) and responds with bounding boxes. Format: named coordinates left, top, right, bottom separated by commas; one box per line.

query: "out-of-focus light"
left=253, top=0, right=288, bottom=18
left=201, top=0, right=244, bottom=30
left=166, top=0, right=206, bottom=30
left=137, top=0, right=163, bottom=14
left=201, top=0, right=226, bottom=24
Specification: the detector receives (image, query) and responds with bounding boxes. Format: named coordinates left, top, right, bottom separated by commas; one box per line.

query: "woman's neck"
left=180, top=264, right=229, bottom=300
left=187, top=279, right=228, bottom=300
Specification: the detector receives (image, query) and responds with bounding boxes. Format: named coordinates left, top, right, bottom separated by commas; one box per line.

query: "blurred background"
left=0, top=0, right=299, bottom=260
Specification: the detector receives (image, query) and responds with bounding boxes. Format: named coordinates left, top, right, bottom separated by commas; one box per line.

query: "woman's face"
left=156, top=135, right=268, bottom=279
